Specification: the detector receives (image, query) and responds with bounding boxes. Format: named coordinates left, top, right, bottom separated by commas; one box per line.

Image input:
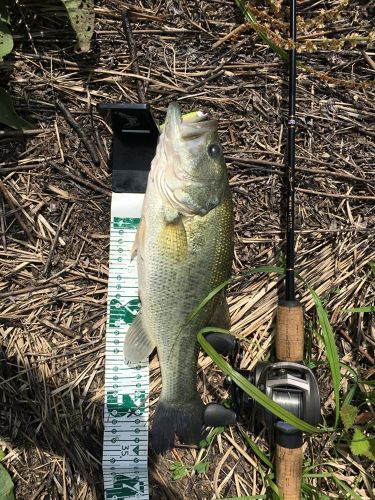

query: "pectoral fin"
left=124, top=313, right=156, bottom=362
left=158, top=211, right=188, bottom=263
left=131, top=217, right=146, bottom=260
left=209, top=293, right=231, bottom=330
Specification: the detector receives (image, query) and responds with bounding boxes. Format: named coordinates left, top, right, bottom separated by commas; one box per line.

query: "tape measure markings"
left=103, top=193, right=149, bottom=500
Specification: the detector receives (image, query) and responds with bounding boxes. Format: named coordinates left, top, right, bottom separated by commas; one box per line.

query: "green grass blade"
left=188, top=278, right=231, bottom=321
left=331, top=475, right=362, bottom=499
left=188, top=265, right=284, bottom=322
left=198, top=327, right=326, bottom=434
left=343, top=306, right=375, bottom=313
left=304, top=283, right=341, bottom=428
left=240, top=432, right=273, bottom=468
left=268, top=479, right=282, bottom=499
left=342, top=382, right=358, bottom=407
left=222, top=496, right=268, bottom=500
left=301, top=484, right=330, bottom=499
left=191, top=266, right=339, bottom=429
left=358, top=379, right=375, bottom=386
left=303, top=473, right=332, bottom=478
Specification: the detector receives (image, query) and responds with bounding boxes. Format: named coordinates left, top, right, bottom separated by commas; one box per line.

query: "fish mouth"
left=165, top=102, right=217, bottom=145
left=153, top=103, right=223, bottom=215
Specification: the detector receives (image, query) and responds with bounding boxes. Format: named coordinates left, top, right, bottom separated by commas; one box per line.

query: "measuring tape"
left=103, top=193, right=149, bottom=500
left=98, top=101, right=160, bottom=500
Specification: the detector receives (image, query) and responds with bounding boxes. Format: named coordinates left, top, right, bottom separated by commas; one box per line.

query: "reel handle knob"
left=205, top=332, right=236, bottom=356
left=204, top=403, right=237, bottom=427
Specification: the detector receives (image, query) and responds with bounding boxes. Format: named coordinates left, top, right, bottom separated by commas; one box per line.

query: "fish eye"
left=207, top=143, right=221, bottom=159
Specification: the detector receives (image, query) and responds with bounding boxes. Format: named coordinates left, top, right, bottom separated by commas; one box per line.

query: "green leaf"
left=268, top=478, right=282, bottom=499
left=340, top=405, right=358, bottom=431
left=0, top=463, right=15, bottom=500
left=331, top=474, right=363, bottom=500
left=199, top=426, right=224, bottom=448
left=0, top=21, right=13, bottom=61
left=240, top=432, right=272, bottom=468
left=301, top=483, right=331, bottom=499
left=0, top=88, right=33, bottom=129
left=60, top=0, right=94, bottom=52
left=222, top=496, right=268, bottom=499
left=169, top=461, right=183, bottom=470
left=350, top=428, right=375, bottom=460
left=190, top=266, right=339, bottom=430
left=188, top=266, right=284, bottom=323
left=169, top=461, right=189, bottom=480
left=368, top=262, right=375, bottom=276
left=193, top=461, right=210, bottom=474
left=342, top=383, right=358, bottom=407
left=0, top=449, right=5, bottom=460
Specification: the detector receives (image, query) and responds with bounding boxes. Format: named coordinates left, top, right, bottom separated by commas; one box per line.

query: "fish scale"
left=142, top=183, right=233, bottom=403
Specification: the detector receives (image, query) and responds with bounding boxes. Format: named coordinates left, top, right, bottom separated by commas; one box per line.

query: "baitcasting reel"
left=232, top=359, right=321, bottom=445
left=203, top=333, right=321, bottom=447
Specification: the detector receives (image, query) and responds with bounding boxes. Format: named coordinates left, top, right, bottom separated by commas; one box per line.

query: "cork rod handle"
left=275, top=301, right=304, bottom=499
left=276, top=302, right=304, bottom=363
left=275, top=444, right=303, bottom=500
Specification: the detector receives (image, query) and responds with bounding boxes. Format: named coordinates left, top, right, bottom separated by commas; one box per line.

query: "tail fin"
left=151, top=397, right=205, bottom=455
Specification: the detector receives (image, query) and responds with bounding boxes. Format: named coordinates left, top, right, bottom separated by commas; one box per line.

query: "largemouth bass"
left=124, top=102, right=233, bottom=454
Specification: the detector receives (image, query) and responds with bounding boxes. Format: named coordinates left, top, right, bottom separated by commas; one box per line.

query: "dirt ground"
left=0, top=0, right=374, bottom=498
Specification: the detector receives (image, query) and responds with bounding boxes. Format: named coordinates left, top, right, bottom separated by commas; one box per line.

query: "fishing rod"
left=229, top=1, right=321, bottom=498
left=186, top=1, right=321, bottom=495
left=273, top=0, right=310, bottom=494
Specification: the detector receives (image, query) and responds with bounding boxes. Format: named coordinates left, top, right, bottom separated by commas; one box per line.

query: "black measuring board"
left=98, top=103, right=160, bottom=193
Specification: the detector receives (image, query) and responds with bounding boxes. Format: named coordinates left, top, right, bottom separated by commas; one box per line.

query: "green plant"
left=0, top=0, right=95, bottom=129
left=169, top=427, right=224, bottom=480
left=234, top=0, right=375, bottom=89
left=0, top=449, right=15, bottom=500
left=60, top=0, right=95, bottom=52
left=186, top=265, right=371, bottom=495
left=0, top=87, right=32, bottom=129
left=341, top=405, right=375, bottom=461
left=0, top=0, right=94, bottom=54
left=0, top=2, right=13, bottom=61
left=235, top=0, right=374, bottom=53
left=189, top=265, right=340, bottom=431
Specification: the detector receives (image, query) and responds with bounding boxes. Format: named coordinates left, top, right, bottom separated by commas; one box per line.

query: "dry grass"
left=0, top=0, right=374, bottom=498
